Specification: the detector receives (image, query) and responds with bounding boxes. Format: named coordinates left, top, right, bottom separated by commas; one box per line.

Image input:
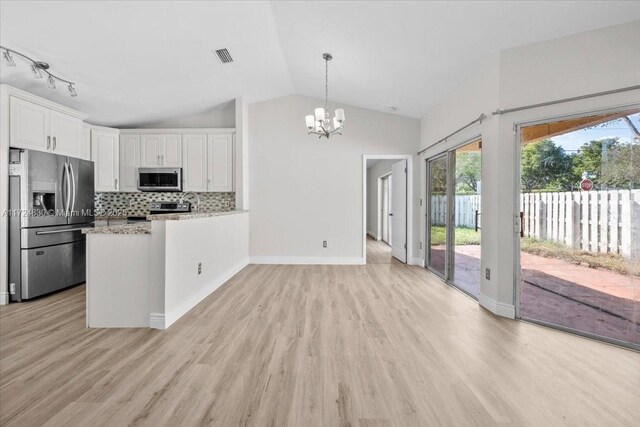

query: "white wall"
left=366, top=160, right=396, bottom=238
left=120, top=100, right=236, bottom=129
left=419, top=21, right=640, bottom=317
left=249, top=95, right=420, bottom=264
left=162, top=212, right=249, bottom=328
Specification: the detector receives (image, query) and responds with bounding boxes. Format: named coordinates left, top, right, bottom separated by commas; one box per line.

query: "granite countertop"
left=83, top=223, right=151, bottom=235
left=146, top=210, right=249, bottom=221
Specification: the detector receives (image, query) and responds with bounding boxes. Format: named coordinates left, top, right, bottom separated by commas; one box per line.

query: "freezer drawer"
left=21, top=241, right=86, bottom=300
left=21, top=224, right=89, bottom=249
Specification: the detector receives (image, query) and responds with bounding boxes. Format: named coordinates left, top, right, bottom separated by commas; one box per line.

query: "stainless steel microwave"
left=138, top=167, right=182, bottom=192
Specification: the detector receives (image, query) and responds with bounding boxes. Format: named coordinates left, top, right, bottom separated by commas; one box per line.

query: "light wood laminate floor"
left=1, top=263, right=639, bottom=426
left=366, top=237, right=400, bottom=265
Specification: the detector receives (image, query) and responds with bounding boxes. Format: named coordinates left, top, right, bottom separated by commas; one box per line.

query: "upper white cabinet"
left=208, top=134, right=234, bottom=192
left=91, top=127, right=120, bottom=192
left=50, top=110, right=83, bottom=157
left=120, top=134, right=140, bottom=192
left=140, top=134, right=182, bottom=167
left=9, top=96, right=85, bottom=158
left=9, top=97, right=50, bottom=151
left=182, top=134, right=208, bottom=192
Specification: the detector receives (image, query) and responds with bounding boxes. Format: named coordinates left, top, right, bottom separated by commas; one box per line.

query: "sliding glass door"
left=518, top=108, right=640, bottom=349
left=427, top=140, right=482, bottom=299
left=427, top=155, right=448, bottom=277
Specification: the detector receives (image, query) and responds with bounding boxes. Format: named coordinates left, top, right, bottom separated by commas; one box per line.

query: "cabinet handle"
left=47, top=136, right=51, bottom=149
left=115, top=178, right=118, bottom=190
left=53, top=136, right=57, bottom=150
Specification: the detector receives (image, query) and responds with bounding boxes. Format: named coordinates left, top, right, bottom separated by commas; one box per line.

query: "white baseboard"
left=0, top=292, right=9, bottom=305
left=149, top=313, right=166, bottom=330
left=409, top=257, right=425, bottom=267
left=479, top=292, right=515, bottom=319
left=250, top=256, right=365, bottom=265
left=163, top=258, right=250, bottom=329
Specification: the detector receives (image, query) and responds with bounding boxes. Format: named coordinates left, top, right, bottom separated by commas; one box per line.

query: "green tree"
left=521, top=140, right=572, bottom=191
left=600, top=142, right=640, bottom=189
left=571, top=138, right=618, bottom=186
left=455, top=152, right=481, bottom=193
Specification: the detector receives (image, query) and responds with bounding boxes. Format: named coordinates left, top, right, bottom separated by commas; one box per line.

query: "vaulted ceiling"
left=1, top=1, right=639, bottom=126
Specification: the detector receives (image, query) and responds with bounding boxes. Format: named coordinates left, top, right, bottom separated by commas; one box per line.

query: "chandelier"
left=1, top=45, right=78, bottom=97
left=305, top=53, right=345, bottom=139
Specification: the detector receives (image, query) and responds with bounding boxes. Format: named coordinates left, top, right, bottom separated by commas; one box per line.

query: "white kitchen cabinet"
left=91, top=128, right=120, bottom=192
left=50, top=110, right=83, bottom=157
left=9, top=97, right=50, bottom=151
left=120, top=134, right=140, bottom=192
left=207, top=134, right=234, bottom=192
left=182, top=134, right=208, bottom=192
left=80, top=124, right=91, bottom=160
left=9, top=96, right=84, bottom=158
left=163, top=134, right=182, bottom=167
left=139, top=134, right=182, bottom=167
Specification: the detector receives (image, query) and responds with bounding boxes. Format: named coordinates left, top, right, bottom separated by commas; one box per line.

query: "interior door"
left=381, top=176, right=390, bottom=244
left=391, top=160, right=407, bottom=262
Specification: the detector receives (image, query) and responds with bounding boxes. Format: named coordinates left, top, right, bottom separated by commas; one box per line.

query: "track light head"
left=68, top=84, right=77, bottom=97
left=47, top=75, right=56, bottom=89
left=2, top=50, right=16, bottom=66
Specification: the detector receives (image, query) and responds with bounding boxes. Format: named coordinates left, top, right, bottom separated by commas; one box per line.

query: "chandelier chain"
left=325, top=56, right=329, bottom=111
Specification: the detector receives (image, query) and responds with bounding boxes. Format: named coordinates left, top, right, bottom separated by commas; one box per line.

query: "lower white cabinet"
left=91, top=127, right=120, bottom=192
left=120, top=134, right=140, bottom=192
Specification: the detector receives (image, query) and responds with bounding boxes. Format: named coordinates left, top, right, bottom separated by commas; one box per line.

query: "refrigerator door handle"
left=64, top=163, right=71, bottom=215
left=70, top=163, right=77, bottom=214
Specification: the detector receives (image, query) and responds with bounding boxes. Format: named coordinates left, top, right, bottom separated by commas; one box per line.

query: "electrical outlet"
left=323, top=240, right=327, bottom=248
left=419, top=242, right=423, bottom=250
left=485, top=268, right=490, bottom=280
left=9, top=283, right=15, bottom=294
left=198, top=262, right=202, bottom=275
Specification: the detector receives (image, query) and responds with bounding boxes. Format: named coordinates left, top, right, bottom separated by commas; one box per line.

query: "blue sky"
left=550, top=112, right=640, bottom=152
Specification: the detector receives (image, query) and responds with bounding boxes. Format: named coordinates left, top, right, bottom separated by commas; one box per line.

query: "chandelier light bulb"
left=315, top=107, right=325, bottom=122
left=335, top=108, right=345, bottom=122
left=333, top=117, right=340, bottom=130
left=305, top=115, right=315, bottom=129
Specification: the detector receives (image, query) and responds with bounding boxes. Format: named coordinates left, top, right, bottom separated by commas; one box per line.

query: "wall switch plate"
left=485, top=268, right=490, bottom=280
left=198, top=262, right=202, bottom=275
left=323, top=241, right=327, bottom=248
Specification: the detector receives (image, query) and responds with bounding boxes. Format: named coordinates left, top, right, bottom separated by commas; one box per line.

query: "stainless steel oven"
left=138, top=167, right=182, bottom=192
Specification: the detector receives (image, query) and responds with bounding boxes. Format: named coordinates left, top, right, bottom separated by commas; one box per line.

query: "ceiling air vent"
left=214, top=48, right=233, bottom=64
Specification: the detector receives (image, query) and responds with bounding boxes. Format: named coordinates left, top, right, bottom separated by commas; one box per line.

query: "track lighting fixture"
left=0, top=45, right=78, bottom=97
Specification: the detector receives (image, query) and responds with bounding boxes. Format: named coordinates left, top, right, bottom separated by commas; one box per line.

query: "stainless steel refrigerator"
left=8, top=148, right=94, bottom=301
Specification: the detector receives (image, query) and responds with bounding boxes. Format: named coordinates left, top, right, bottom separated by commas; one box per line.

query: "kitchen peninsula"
left=83, top=210, right=249, bottom=329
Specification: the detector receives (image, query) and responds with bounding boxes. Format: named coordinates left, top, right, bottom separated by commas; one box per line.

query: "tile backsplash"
left=95, top=192, right=236, bottom=217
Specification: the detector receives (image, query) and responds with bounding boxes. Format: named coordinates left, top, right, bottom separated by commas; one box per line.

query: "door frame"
left=425, top=135, right=482, bottom=293
left=378, top=172, right=392, bottom=245
left=512, top=102, right=640, bottom=320
left=363, top=154, right=414, bottom=265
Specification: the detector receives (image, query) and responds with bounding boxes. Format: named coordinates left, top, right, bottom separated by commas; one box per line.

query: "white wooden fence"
left=430, top=190, right=640, bottom=257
